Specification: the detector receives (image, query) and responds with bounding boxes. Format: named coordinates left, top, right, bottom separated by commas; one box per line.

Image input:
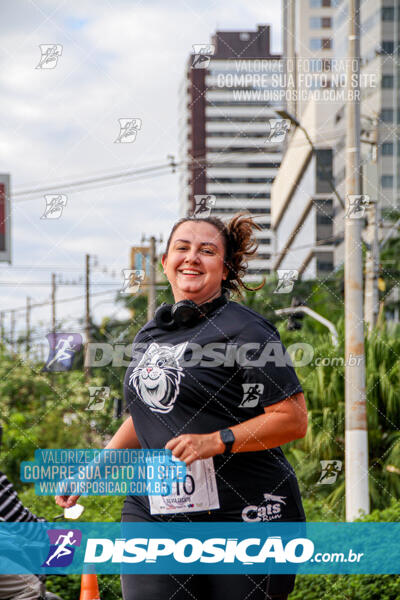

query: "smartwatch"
left=219, top=428, right=235, bottom=455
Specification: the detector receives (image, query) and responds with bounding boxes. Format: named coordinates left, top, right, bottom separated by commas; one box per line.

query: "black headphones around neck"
left=154, top=290, right=229, bottom=330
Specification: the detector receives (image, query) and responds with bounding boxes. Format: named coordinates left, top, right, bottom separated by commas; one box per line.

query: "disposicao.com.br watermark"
left=1, top=522, right=397, bottom=575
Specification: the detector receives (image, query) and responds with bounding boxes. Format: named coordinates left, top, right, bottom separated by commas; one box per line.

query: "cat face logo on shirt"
left=129, top=342, right=187, bottom=413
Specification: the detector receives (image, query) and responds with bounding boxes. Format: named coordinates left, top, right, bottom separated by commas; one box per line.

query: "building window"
left=310, top=17, right=332, bottom=28
left=383, top=109, right=400, bottom=122
left=310, top=0, right=333, bottom=6
left=247, top=268, right=270, bottom=275
left=316, top=149, right=333, bottom=193
left=381, top=41, right=395, bottom=54
left=317, top=260, right=334, bottom=272
left=310, top=38, right=321, bottom=50
left=382, top=7, right=394, bottom=21
left=382, top=75, right=394, bottom=88
left=212, top=193, right=271, bottom=199
left=257, top=238, right=271, bottom=244
left=381, top=108, right=394, bottom=122
left=382, top=142, right=394, bottom=155
left=310, top=38, right=332, bottom=50
left=255, top=253, right=271, bottom=259
left=381, top=175, right=394, bottom=188
left=207, top=177, right=274, bottom=184
left=213, top=207, right=270, bottom=215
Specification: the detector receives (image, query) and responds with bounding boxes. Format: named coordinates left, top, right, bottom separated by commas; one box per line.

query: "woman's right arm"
left=105, top=416, right=141, bottom=450
left=55, top=417, right=141, bottom=508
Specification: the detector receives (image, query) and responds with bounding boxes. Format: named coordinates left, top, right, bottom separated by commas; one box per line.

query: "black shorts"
left=120, top=511, right=299, bottom=600
left=120, top=572, right=295, bottom=600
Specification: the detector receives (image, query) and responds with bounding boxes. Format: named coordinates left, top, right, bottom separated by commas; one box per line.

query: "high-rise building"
left=332, top=0, right=400, bottom=265
left=271, top=96, right=337, bottom=279
left=178, top=25, right=285, bottom=279
left=282, top=0, right=336, bottom=119
left=276, top=0, right=399, bottom=275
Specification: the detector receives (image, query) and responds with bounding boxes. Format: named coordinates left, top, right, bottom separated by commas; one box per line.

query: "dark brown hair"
left=164, top=212, right=265, bottom=295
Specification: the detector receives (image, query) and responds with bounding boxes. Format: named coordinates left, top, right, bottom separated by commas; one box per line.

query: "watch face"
left=221, top=429, right=234, bottom=444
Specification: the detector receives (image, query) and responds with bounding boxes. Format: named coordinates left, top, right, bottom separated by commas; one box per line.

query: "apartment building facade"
left=178, top=25, right=285, bottom=278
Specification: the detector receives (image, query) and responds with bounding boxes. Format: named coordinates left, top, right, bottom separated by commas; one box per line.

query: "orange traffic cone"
left=79, top=573, right=100, bottom=600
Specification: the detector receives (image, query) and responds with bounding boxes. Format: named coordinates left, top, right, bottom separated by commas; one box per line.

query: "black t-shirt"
left=123, top=300, right=305, bottom=522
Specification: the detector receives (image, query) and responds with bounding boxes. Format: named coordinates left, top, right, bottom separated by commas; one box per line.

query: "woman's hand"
left=55, top=494, right=80, bottom=509
left=165, top=432, right=224, bottom=466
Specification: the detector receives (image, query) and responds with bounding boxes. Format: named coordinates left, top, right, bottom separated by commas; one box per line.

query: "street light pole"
left=344, top=0, right=369, bottom=521
left=275, top=306, right=339, bottom=347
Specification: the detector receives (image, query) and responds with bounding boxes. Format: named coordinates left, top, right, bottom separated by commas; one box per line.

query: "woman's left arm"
left=165, top=392, right=308, bottom=465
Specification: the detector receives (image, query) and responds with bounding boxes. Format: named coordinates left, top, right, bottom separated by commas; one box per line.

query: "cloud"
left=0, top=0, right=281, bottom=335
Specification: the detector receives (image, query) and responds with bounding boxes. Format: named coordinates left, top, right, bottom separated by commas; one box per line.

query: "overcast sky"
left=0, top=0, right=282, bottom=346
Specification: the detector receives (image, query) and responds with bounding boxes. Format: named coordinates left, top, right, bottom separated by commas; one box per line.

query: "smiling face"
left=161, top=220, right=229, bottom=304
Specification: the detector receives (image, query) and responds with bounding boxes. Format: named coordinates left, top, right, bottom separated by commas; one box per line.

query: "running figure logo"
left=240, top=383, right=264, bottom=408
left=42, top=529, right=82, bottom=567
left=346, top=195, right=370, bottom=219
left=266, top=119, right=290, bottom=144
left=192, top=195, right=216, bottom=218
left=317, top=460, right=343, bottom=485
left=43, top=333, right=83, bottom=372
left=120, top=269, right=145, bottom=295
left=274, top=269, right=298, bottom=294
left=114, top=118, right=142, bottom=143
left=36, top=44, right=63, bottom=69
left=86, top=386, right=110, bottom=410
left=41, top=194, right=67, bottom=219
left=191, top=44, right=215, bottom=69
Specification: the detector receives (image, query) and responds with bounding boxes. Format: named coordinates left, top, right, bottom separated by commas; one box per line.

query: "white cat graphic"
left=129, top=342, right=187, bottom=413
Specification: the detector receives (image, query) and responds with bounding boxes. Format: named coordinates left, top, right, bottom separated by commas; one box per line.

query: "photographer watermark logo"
left=193, top=195, right=216, bottom=218
left=86, top=386, right=110, bottom=411
left=266, top=119, right=291, bottom=144
left=191, top=44, right=215, bottom=69
left=346, top=195, right=370, bottom=219
left=239, top=383, right=264, bottom=408
left=43, top=333, right=83, bottom=372
left=41, top=194, right=67, bottom=219
left=120, top=269, right=145, bottom=295
left=114, top=118, right=142, bottom=143
left=317, top=460, right=342, bottom=485
left=36, top=44, right=63, bottom=69
left=274, top=270, right=298, bottom=294
left=42, top=529, right=82, bottom=567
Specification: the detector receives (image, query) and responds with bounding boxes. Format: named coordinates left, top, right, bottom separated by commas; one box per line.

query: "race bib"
left=149, top=457, right=220, bottom=514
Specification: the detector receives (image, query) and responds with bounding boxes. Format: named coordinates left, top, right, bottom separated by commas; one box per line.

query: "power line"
left=12, top=161, right=180, bottom=201
left=1, top=289, right=118, bottom=314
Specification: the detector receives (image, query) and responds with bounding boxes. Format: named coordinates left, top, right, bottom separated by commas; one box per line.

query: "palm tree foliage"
left=279, top=321, right=400, bottom=519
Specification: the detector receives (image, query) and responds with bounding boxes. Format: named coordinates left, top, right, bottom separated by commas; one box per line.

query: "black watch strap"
left=219, top=428, right=235, bottom=455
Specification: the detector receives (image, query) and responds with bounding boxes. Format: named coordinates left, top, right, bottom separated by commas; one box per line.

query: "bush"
left=292, top=499, right=400, bottom=599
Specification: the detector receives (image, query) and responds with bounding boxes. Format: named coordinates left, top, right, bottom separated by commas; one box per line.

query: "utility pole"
left=141, top=235, right=163, bottom=321
left=26, top=297, right=31, bottom=357
left=0, top=312, right=4, bottom=346
left=148, top=236, right=156, bottom=322
left=364, top=201, right=380, bottom=331
left=85, top=254, right=91, bottom=382
left=344, top=0, right=369, bottom=521
left=10, top=310, right=15, bottom=354
left=51, top=273, right=56, bottom=334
